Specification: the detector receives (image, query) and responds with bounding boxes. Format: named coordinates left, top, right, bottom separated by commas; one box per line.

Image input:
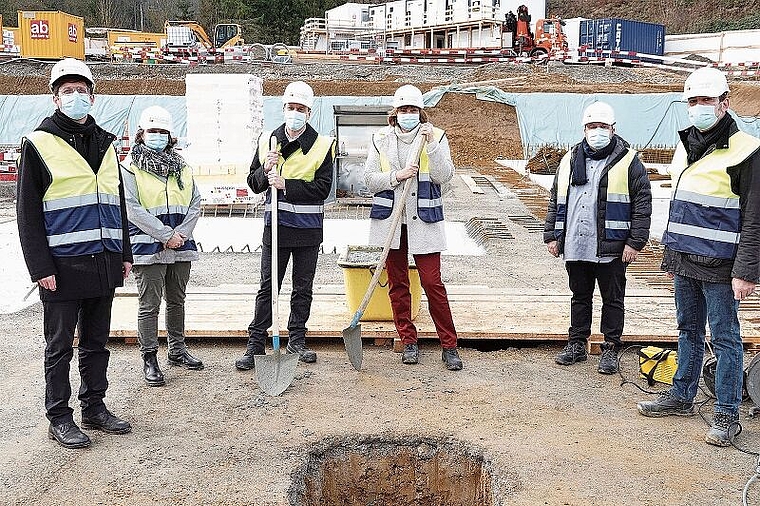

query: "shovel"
left=255, top=137, right=299, bottom=396
left=342, top=136, right=426, bottom=370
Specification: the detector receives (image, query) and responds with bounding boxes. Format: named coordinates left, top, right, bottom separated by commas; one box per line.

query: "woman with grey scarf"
left=121, top=106, right=203, bottom=386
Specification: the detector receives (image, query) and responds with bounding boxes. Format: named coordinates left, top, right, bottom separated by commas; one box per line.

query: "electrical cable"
left=617, top=344, right=671, bottom=394
left=639, top=100, right=684, bottom=151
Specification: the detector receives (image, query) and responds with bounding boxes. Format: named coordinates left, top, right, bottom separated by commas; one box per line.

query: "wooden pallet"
left=109, top=284, right=760, bottom=353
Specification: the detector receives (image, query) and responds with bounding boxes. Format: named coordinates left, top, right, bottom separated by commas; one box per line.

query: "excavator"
left=505, top=5, right=567, bottom=57
left=163, top=20, right=244, bottom=55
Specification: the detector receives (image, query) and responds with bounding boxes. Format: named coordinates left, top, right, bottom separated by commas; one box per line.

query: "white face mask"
left=284, top=109, right=307, bottom=131
left=585, top=128, right=612, bottom=150
left=144, top=132, right=169, bottom=151
left=688, top=104, right=720, bottom=131
left=58, top=91, right=92, bottom=121
left=397, top=113, right=420, bottom=131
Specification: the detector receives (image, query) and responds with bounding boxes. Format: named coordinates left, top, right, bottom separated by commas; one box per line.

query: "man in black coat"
left=543, top=101, right=652, bottom=375
left=17, top=58, right=133, bottom=449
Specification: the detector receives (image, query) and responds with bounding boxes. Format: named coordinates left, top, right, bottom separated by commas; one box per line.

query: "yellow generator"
left=638, top=346, right=678, bottom=386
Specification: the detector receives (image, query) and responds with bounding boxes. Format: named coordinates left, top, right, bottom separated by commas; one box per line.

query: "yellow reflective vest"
left=25, top=130, right=123, bottom=257
left=663, top=130, right=760, bottom=259
left=257, top=131, right=334, bottom=228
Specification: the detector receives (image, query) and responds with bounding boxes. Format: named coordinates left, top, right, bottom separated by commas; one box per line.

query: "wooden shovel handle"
left=354, top=136, right=426, bottom=316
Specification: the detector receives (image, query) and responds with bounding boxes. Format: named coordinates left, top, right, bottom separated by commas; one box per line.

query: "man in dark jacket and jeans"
left=17, top=58, right=133, bottom=449
left=638, top=67, right=760, bottom=447
left=544, top=101, right=652, bottom=375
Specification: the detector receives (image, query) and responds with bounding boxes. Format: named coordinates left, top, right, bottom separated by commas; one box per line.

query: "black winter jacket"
left=543, top=136, right=653, bottom=257
left=247, top=124, right=335, bottom=248
left=661, top=116, right=760, bottom=283
left=16, top=111, right=133, bottom=302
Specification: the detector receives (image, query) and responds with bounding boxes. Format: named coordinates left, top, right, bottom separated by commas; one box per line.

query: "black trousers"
left=43, top=293, right=114, bottom=424
left=565, top=258, right=627, bottom=349
left=247, top=243, right=319, bottom=349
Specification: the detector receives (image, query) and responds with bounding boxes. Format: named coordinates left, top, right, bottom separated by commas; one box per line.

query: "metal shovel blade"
left=254, top=349, right=299, bottom=396
left=342, top=323, right=363, bottom=371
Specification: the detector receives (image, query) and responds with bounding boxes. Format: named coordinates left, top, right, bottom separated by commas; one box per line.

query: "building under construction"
left=299, top=0, right=546, bottom=52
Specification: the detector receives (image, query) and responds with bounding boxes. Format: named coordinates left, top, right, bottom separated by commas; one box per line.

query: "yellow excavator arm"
left=164, top=20, right=243, bottom=51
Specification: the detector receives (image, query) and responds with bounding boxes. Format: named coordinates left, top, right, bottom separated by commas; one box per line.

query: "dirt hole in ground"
left=289, top=435, right=508, bottom=506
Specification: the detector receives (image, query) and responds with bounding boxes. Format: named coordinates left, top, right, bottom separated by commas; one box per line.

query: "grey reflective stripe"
left=555, top=220, right=565, bottom=230
left=607, top=193, right=631, bottom=203
left=102, top=227, right=123, bottom=240
left=605, top=220, right=631, bottom=230
left=43, top=193, right=99, bottom=212
left=168, top=204, right=189, bottom=214
left=668, top=222, right=740, bottom=243
left=419, top=197, right=443, bottom=208
left=264, top=202, right=324, bottom=214
left=130, top=233, right=157, bottom=244
left=372, top=196, right=393, bottom=207
left=99, top=193, right=120, bottom=206
left=674, top=189, right=740, bottom=209
left=145, top=205, right=190, bottom=216
left=48, top=229, right=102, bottom=246
left=557, top=194, right=567, bottom=206
left=418, top=172, right=431, bottom=181
left=133, top=254, right=159, bottom=263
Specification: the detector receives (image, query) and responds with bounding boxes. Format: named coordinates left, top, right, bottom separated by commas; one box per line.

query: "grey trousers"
left=133, top=262, right=191, bottom=355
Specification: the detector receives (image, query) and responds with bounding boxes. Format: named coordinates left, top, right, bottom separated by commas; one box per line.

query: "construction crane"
left=511, top=5, right=567, bottom=57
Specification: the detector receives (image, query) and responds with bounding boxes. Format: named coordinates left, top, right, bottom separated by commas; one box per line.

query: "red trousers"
left=386, top=225, right=458, bottom=349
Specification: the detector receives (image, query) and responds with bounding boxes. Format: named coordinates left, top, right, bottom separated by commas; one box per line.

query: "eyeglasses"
left=58, top=87, right=90, bottom=96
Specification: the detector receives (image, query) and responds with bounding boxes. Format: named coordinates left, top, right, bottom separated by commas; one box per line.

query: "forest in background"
left=1, top=0, right=758, bottom=46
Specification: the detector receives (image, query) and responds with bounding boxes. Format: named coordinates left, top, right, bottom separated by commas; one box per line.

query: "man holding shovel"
left=364, top=84, right=462, bottom=371
left=235, top=81, right=335, bottom=371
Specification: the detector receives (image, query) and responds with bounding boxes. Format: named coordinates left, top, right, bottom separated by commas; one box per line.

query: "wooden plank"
left=109, top=286, right=760, bottom=345
left=460, top=175, right=484, bottom=194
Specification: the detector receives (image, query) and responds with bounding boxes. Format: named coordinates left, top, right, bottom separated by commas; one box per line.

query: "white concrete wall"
left=665, top=29, right=760, bottom=62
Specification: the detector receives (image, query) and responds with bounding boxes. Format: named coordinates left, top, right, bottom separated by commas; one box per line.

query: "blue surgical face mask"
left=144, top=132, right=169, bottom=151
left=58, top=91, right=92, bottom=120
left=397, top=113, right=420, bottom=131
left=585, top=128, right=612, bottom=150
left=284, top=109, right=307, bottom=131
left=688, top=104, right=719, bottom=131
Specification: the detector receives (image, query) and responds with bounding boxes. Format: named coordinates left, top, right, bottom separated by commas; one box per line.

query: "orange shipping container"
left=17, top=10, right=84, bottom=60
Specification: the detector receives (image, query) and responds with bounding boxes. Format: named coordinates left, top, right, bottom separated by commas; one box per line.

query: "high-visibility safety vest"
left=25, top=130, right=123, bottom=257
left=554, top=148, right=637, bottom=241
left=125, top=164, right=197, bottom=261
left=370, top=126, right=446, bottom=223
left=662, top=130, right=760, bottom=259
left=257, top=131, right=334, bottom=228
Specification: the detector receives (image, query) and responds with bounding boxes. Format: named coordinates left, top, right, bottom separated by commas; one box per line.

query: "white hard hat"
left=683, top=67, right=729, bottom=100
left=282, top=81, right=314, bottom=109
left=139, top=106, right=173, bottom=132
left=49, top=58, right=94, bottom=92
left=582, top=101, right=615, bottom=126
left=393, top=84, right=424, bottom=109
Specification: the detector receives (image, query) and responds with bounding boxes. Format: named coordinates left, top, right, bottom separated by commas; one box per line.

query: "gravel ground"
left=2, top=59, right=760, bottom=505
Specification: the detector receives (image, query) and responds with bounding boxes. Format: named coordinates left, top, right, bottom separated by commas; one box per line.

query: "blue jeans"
left=671, top=274, right=743, bottom=415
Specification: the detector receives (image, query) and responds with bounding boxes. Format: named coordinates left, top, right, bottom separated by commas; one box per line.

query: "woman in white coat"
left=364, top=85, right=463, bottom=371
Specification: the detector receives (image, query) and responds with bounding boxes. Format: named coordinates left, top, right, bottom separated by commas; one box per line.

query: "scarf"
left=685, top=113, right=732, bottom=165
left=51, top=110, right=101, bottom=172
left=131, top=142, right=186, bottom=190
left=571, top=136, right=617, bottom=186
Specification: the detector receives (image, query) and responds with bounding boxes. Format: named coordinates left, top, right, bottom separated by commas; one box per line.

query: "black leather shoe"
left=287, top=341, right=317, bottom=363
left=143, top=351, right=165, bottom=386
left=402, top=344, right=419, bottom=364
left=235, top=343, right=265, bottom=370
left=48, top=421, right=91, bottom=449
left=81, top=410, right=132, bottom=435
left=168, top=349, right=204, bottom=370
left=442, top=348, right=463, bottom=371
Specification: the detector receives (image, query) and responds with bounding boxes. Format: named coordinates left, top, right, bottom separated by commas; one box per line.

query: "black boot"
left=442, top=347, right=463, bottom=371
left=235, top=342, right=265, bottom=370
left=143, top=351, right=165, bottom=386
left=286, top=340, right=317, bottom=363
left=168, top=349, right=204, bottom=370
